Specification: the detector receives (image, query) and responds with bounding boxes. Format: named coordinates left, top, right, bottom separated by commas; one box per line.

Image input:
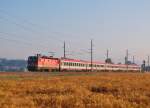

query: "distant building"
left=0, top=58, right=27, bottom=72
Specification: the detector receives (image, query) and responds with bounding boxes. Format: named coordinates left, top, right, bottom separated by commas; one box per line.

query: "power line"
left=0, top=31, right=48, bottom=48
left=0, top=9, right=37, bottom=27
left=0, top=9, right=66, bottom=37
left=0, top=9, right=92, bottom=40
left=0, top=9, right=96, bottom=59
left=0, top=15, right=64, bottom=43
left=0, top=35, right=33, bottom=47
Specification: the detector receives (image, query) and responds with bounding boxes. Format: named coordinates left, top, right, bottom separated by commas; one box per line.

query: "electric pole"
left=148, top=56, right=149, bottom=67
left=133, top=56, right=135, bottom=64
left=64, top=41, right=66, bottom=58
left=106, top=49, right=109, bottom=60
left=91, top=39, right=93, bottom=72
left=126, top=49, right=128, bottom=72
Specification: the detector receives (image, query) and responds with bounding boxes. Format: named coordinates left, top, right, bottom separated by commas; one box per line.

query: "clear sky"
left=0, top=0, right=150, bottom=64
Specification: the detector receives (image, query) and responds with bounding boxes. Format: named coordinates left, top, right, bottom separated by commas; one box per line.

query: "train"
left=27, top=54, right=141, bottom=72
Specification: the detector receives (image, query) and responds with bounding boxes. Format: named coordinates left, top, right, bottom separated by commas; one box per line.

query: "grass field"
left=0, top=72, right=149, bottom=108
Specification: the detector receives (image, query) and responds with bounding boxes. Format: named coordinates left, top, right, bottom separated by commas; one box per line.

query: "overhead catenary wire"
left=0, top=9, right=68, bottom=36
left=0, top=32, right=49, bottom=48
left=0, top=9, right=93, bottom=59
left=0, top=35, right=34, bottom=47
left=0, top=11, right=83, bottom=57
left=0, top=9, right=93, bottom=41
left=0, top=15, right=64, bottom=43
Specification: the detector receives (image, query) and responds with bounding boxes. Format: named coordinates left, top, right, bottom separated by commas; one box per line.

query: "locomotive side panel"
left=37, top=57, right=60, bottom=71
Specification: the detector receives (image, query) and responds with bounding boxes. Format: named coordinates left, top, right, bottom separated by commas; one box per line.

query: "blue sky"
left=0, top=0, right=150, bottom=64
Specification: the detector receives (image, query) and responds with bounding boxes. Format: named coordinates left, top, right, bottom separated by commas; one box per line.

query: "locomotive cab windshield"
left=27, top=56, right=38, bottom=71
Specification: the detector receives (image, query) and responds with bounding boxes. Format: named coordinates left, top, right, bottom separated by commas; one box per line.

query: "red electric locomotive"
left=27, top=54, right=60, bottom=72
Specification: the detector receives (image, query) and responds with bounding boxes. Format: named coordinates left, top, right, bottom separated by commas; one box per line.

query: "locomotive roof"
left=29, top=55, right=59, bottom=60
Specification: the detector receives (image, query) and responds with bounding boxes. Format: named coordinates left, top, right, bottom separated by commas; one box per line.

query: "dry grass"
left=0, top=72, right=150, bottom=108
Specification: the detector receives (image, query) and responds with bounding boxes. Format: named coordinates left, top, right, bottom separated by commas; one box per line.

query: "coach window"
left=74, top=63, right=76, bottom=66
left=65, top=62, right=67, bottom=66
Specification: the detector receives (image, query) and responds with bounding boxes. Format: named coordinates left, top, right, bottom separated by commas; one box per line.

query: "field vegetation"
left=0, top=72, right=150, bottom=108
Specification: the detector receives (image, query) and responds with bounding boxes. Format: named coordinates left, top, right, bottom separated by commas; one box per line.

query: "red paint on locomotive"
left=27, top=55, right=60, bottom=71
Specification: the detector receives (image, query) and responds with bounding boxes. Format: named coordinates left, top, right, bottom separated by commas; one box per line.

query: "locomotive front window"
left=28, top=56, right=37, bottom=62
